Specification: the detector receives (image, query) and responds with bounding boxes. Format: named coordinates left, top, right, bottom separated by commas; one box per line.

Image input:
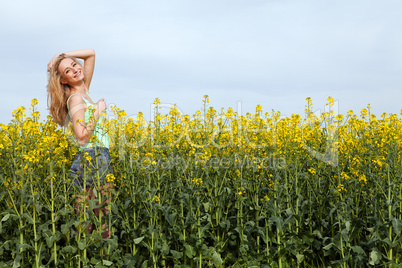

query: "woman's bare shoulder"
left=68, top=94, right=87, bottom=112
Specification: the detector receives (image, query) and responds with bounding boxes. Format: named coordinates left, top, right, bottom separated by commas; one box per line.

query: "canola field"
left=1, top=96, right=402, bottom=267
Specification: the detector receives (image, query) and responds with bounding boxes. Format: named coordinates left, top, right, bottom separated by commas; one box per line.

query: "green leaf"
left=185, top=244, right=196, bottom=258
left=270, top=216, right=284, bottom=231
left=345, top=220, right=351, bottom=232
left=1, top=214, right=10, bottom=222
left=141, top=260, right=148, bottom=268
left=351, top=246, right=365, bottom=255
left=62, top=246, right=77, bottom=254
left=312, top=230, right=322, bottom=239
left=166, top=213, right=177, bottom=227
left=22, top=213, right=34, bottom=225
left=392, top=218, right=402, bottom=235
left=212, top=251, right=223, bottom=266
left=93, top=188, right=98, bottom=198
left=224, top=187, right=231, bottom=195
left=45, top=235, right=55, bottom=248
left=3, top=240, right=10, bottom=251
left=104, top=238, right=118, bottom=248
left=179, top=233, right=186, bottom=241
left=219, top=220, right=231, bottom=230
left=61, top=221, right=74, bottom=235
left=369, top=250, right=380, bottom=266
left=203, top=202, right=211, bottom=212
left=382, top=238, right=392, bottom=247
left=134, top=236, right=144, bottom=244
left=17, top=243, right=33, bottom=252
left=296, top=253, right=304, bottom=263
left=78, top=241, right=86, bottom=250
left=323, top=243, right=335, bottom=251
left=285, top=208, right=293, bottom=217
left=102, top=260, right=113, bottom=266
left=91, top=257, right=100, bottom=265
left=161, top=242, right=169, bottom=255
left=111, top=203, right=119, bottom=214
left=201, top=223, right=211, bottom=237
left=13, top=254, right=22, bottom=268
left=171, top=250, right=183, bottom=259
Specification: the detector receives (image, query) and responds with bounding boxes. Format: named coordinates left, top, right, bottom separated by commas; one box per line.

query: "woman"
left=47, top=48, right=113, bottom=238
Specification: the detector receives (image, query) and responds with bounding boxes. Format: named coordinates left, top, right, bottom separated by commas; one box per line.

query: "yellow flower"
left=337, top=184, right=346, bottom=192
left=261, top=195, right=270, bottom=202
left=106, top=174, right=116, bottom=183
left=340, top=172, right=350, bottom=180
left=358, top=174, right=367, bottom=185
left=153, top=98, right=161, bottom=106
left=192, top=178, right=203, bottom=186
left=152, top=195, right=160, bottom=203
left=326, top=96, right=334, bottom=105
left=360, top=108, right=368, bottom=117
left=31, top=98, right=39, bottom=107
left=237, top=187, right=246, bottom=195
left=117, top=110, right=127, bottom=117
left=255, top=104, right=263, bottom=114
left=308, top=168, right=316, bottom=176
left=372, top=159, right=383, bottom=167
left=84, top=152, right=92, bottom=162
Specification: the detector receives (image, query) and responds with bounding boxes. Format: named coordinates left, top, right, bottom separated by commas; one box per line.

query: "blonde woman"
left=47, top=48, right=113, bottom=238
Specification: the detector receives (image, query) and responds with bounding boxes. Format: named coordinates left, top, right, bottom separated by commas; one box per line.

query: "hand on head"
left=47, top=53, right=63, bottom=72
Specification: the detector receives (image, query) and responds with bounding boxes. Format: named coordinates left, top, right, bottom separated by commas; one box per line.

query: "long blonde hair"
left=47, top=54, right=83, bottom=127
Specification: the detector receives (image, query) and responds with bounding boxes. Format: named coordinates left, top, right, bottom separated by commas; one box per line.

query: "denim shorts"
left=70, top=147, right=114, bottom=189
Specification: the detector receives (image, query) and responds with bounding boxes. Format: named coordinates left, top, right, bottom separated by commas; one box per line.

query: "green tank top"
left=66, top=92, right=110, bottom=150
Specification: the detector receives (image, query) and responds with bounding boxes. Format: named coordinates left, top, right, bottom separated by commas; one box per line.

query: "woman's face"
left=58, top=58, right=84, bottom=85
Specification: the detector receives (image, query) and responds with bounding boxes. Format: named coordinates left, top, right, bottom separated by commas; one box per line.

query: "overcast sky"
left=1, top=0, right=401, bottom=124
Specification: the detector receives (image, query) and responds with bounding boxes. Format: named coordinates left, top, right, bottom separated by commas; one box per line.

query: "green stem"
left=337, top=196, right=347, bottom=268
left=181, top=189, right=187, bottom=264
left=50, top=173, right=57, bottom=265
left=62, top=163, right=71, bottom=266
left=95, top=147, right=104, bottom=257
left=295, top=169, right=299, bottom=234
left=30, top=177, right=39, bottom=268
left=274, top=181, right=282, bottom=268
left=265, top=217, right=269, bottom=261
left=82, top=170, right=88, bottom=264
left=388, top=166, right=393, bottom=265
left=19, top=192, right=24, bottom=263
left=197, top=204, right=202, bottom=268
left=131, top=168, right=138, bottom=256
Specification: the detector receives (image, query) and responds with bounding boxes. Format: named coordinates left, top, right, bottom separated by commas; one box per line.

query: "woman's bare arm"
left=68, top=94, right=106, bottom=147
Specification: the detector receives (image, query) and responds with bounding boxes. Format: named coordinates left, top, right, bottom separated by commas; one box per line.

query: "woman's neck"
left=70, top=83, right=87, bottom=95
